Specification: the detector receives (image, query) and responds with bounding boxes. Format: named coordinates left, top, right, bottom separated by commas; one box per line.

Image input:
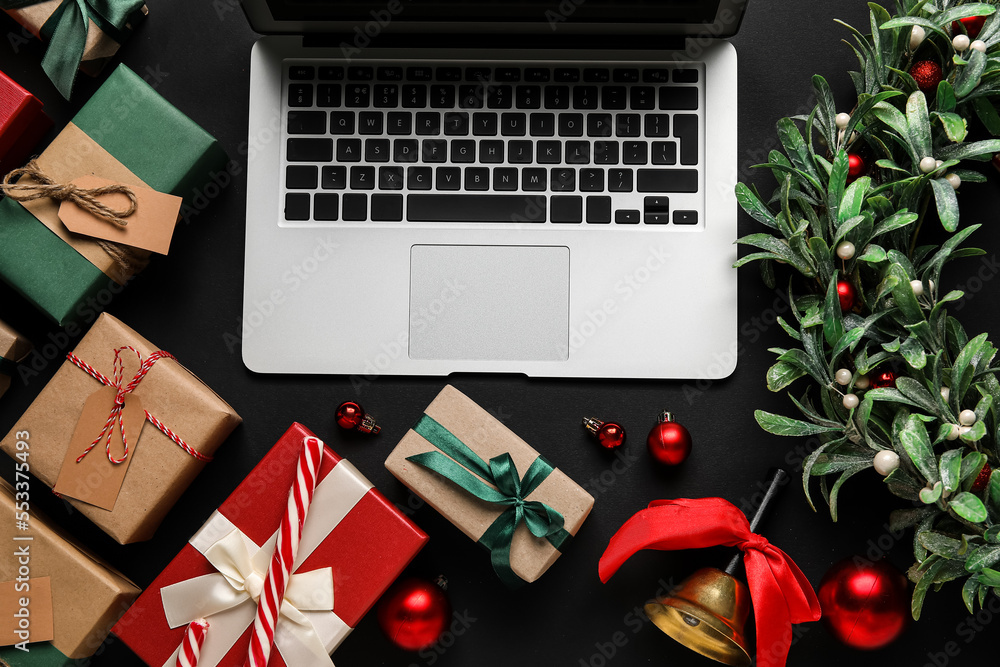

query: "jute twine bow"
left=1, top=160, right=138, bottom=226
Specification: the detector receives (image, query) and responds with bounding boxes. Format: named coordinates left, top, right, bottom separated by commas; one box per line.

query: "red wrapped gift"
left=112, top=423, right=428, bottom=667
left=0, top=70, right=52, bottom=176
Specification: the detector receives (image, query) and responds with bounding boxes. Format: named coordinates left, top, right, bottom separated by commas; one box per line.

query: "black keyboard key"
left=407, top=66, right=433, bottom=81
left=422, top=139, right=447, bottom=163
left=601, top=86, right=627, bottom=110
left=346, top=84, right=370, bottom=107
left=317, top=84, right=341, bottom=107
left=529, top=113, right=555, bottom=137
left=674, top=210, right=699, bottom=224
left=673, top=68, right=699, bottom=83
left=371, top=194, right=403, bottom=221
left=374, top=84, right=398, bottom=107
left=350, top=166, right=375, bottom=189
left=522, top=168, right=547, bottom=191
left=587, top=196, right=612, bottom=223
left=336, top=138, right=361, bottom=162
left=516, top=85, right=541, bottom=109
left=613, top=68, right=640, bottom=83
left=407, top=167, right=433, bottom=190
left=630, top=86, right=655, bottom=110
left=314, top=193, right=338, bottom=221
left=408, top=194, right=545, bottom=222
left=501, top=113, right=526, bottom=136
left=286, top=165, right=318, bottom=189
left=566, top=141, right=590, bottom=164
left=365, top=138, right=390, bottom=162
left=558, top=113, right=583, bottom=137
left=416, top=112, right=441, bottom=135
left=358, top=112, right=383, bottom=134
left=387, top=112, right=411, bottom=135
left=319, top=66, right=344, bottom=80
left=674, top=115, right=699, bottom=165
left=289, top=65, right=314, bottom=80
left=660, top=87, right=698, bottom=110
left=616, top=113, right=640, bottom=137
left=593, top=140, right=619, bottom=165
left=431, top=85, right=456, bottom=108
left=402, top=85, right=427, bottom=108
left=588, top=114, right=612, bottom=137
left=616, top=209, right=640, bottom=224
left=493, top=167, right=518, bottom=191
left=288, top=84, right=312, bottom=107
left=377, top=66, right=403, bottom=81
left=394, top=139, right=419, bottom=162
left=444, top=112, right=469, bottom=135
left=342, top=193, right=367, bottom=221
left=580, top=168, right=604, bottom=192
left=637, top=168, right=698, bottom=192
left=643, top=68, right=669, bottom=83
left=555, top=68, right=579, bottom=82
left=652, top=141, right=677, bottom=165
left=583, top=68, right=610, bottom=82
left=572, top=86, right=598, bottom=109
left=288, top=111, right=325, bottom=134
left=466, top=67, right=491, bottom=82
left=436, top=67, right=462, bottom=81
left=495, top=68, right=521, bottom=82
left=465, top=167, right=489, bottom=190
left=459, top=85, right=485, bottom=108
left=473, top=112, right=498, bottom=136
left=284, top=193, right=309, bottom=220
left=451, top=140, right=476, bottom=163
left=525, top=68, right=550, bottom=82
left=488, top=85, right=513, bottom=109
left=544, top=86, right=570, bottom=110
left=623, top=142, right=648, bottom=165
left=288, top=138, right=333, bottom=162
left=508, top=141, right=532, bottom=163
left=436, top=167, right=462, bottom=190
left=609, top=169, right=633, bottom=192
left=348, top=66, right=374, bottom=81
left=330, top=111, right=355, bottom=134
left=645, top=114, right=670, bottom=137
left=479, top=140, right=504, bottom=163
left=551, top=195, right=582, bottom=222
left=644, top=196, right=670, bottom=224
left=322, top=166, right=346, bottom=189
left=551, top=168, right=575, bottom=191
left=537, top=141, right=561, bottom=164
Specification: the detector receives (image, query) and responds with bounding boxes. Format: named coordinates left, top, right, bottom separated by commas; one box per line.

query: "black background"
left=1, top=1, right=999, bottom=666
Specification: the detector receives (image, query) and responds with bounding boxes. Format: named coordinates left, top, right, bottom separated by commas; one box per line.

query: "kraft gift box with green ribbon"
left=385, top=384, right=595, bottom=587
left=0, top=63, right=228, bottom=326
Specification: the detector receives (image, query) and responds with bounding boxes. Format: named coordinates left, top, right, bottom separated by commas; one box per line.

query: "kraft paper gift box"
left=0, top=479, right=140, bottom=665
left=385, top=384, right=595, bottom=586
left=2, top=0, right=148, bottom=98
left=112, top=422, right=429, bottom=667
left=0, top=63, right=228, bottom=325
left=0, top=313, right=242, bottom=544
left=0, top=319, right=32, bottom=399
left=0, top=70, right=52, bottom=176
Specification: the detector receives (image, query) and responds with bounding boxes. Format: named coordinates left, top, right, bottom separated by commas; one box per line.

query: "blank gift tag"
left=0, top=577, right=54, bottom=646
left=52, top=386, right=145, bottom=511
left=58, top=175, right=182, bottom=255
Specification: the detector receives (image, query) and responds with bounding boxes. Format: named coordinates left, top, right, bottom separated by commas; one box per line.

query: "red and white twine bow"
left=67, top=346, right=212, bottom=464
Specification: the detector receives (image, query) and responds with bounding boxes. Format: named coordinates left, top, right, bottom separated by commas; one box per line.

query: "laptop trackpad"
left=409, top=245, right=569, bottom=362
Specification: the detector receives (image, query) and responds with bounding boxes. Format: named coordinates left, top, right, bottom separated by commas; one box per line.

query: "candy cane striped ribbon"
left=175, top=619, right=209, bottom=667
left=244, top=436, right=325, bottom=667
left=66, top=347, right=213, bottom=464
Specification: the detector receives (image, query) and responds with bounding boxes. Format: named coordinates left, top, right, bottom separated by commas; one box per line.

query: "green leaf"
left=934, top=111, right=969, bottom=143
left=829, top=462, right=871, bottom=521
left=873, top=211, right=918, bottom=237
left=736, top=233, right=814, bottom=275
left=930, top=177, right=961, bottom=232
left=906, top=91, right=933, bottom=160
left=839, top=178, right=870, bottom=223
left=767, top=361, right=808, bottom=392
left=989, top=469, right=1000, bottom=512
left=812, top=75, right=838, bottom=148
left=938, top=139, right=1000, bottom=161
left=736, top=183, right=780, bottom=230
left=919, top=531, right=963, bottom=559
left=900, top=335, right=928, bottom=370
left=888, top=263, right=925, bottom=324
left=827, top=150, right=849, bottom=225
left=966, top=544, right=1000, bottom=572
left=937, top=80, right=957, bottom=112
left=842, top=91, right=905, bottom=146
left=802, top=441, right=833, bottom=512
left=830, top=327, right=865, bottom=365
left=900, top=415, right=939, bottom=483
left=823, top=276, right=846, bottom=347
left=952, top=333, right=990, bottom=408
left=938, top=4, right=997, bottom=27
left=920, top=481, right=944, bottom=504
left=954, top=48, right=987, bottom=98
left=950, top=492, right=989, bottom=523
left=973, top=97, right=1000, bottom=136
left=962, top=577, right=980, bottom=613
left=858, top=244, right=887, bottom=263
left=940, top=449, right=963, bottom=494
left=755, top=410, right=844, bottom=437
left=960, top=420, right=987, bottom=443
left=896, top=376, right=940, bottom=414
left=777, top=117, right=820, bottom=190
left=961, top=452, right=987, bottom=489
left=912, top=556, right=945, bottom=620
left=886, top=466, right=924, bottom=501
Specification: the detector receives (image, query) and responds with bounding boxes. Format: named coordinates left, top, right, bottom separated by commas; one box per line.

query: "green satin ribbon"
left=1, top=0, right=145, bottom=99
left=407, top=414, right=572, bottom=588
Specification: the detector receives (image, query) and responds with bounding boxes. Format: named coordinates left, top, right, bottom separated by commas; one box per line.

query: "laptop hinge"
left=302, top=33, right=690, bottom=53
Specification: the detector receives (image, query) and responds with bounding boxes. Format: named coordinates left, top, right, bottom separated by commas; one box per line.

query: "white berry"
left=920, top=156, right=938, bottom=173
left=836, top=242, right=856, bottom=260
left=946, top=424, right=961, bottom=441
left=972, top=40, right=987, bottom=53
left=959, top=409, right=977, bottom=426
left=960, top=425, right=974, bottom=437
left=835, top=113, right=851, bottom=130
left=946, top=173, right=962, bottom=190
left=874, top=450, right=900, bottom=476
left=855, top=375, right=871, bottom=390
left=936, top=159, right=943, bottom=168
left=941, top=387, right=950, bottom=402
left=911, top=25, right=926, bottom=50
left=953, top=34, right=971, bottom=51
left=843, top=393, right=860, bottom=409
left=910, top=279, right=924, bottom=296
left=835, top=369, right=853, bottom=386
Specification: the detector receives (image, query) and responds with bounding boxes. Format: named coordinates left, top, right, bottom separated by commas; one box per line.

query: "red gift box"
left=0, top=70, right=52, bottom=176
left=112, top=423, right=428, bottom=667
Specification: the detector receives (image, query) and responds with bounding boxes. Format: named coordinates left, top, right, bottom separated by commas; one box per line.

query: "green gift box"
left=0, top=64, right=228, bottom=326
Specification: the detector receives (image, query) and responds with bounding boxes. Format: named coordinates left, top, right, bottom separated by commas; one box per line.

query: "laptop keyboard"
left=280, top=60, right=704, bottom=226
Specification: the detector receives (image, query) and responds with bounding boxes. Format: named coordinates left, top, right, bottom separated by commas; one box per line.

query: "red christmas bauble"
left=847, top=153, right=865, bottom=179
left=952, top=16, right=986, bottom=39
left=869, top=370, right=897, bottom=389
left=335, top=401, right=366, bottom=430
left=646, top=412, right=692, bottom=465
left=837, top=280, right=856, bottom=311
left=972, top=462, right=993, bottom=493
left=910, top=60, right=943, bottom=92
left=377, top=577, right=451, bottom=651
left=597, top=422, right=626, bottom=450
left=818, top=559, right=908, bottom=650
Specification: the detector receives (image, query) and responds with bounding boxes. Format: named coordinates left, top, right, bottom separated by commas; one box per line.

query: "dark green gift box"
left=0, top=64, right=228, bottom=326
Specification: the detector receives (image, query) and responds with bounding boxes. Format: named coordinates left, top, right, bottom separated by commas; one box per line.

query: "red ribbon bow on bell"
left=598, top=497, right=821, bottom=667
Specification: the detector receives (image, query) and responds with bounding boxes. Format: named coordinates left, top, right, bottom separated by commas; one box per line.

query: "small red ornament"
left=869, top=370, right=897, bottom=389
left=818, top=559, right=909, bottom=650
left=837, top=279, right=856, bottom=311
left=847, top=153, right=865, bottom=179
left=335, top=401, right=381, bottom=434
left=378, top=576, right=451, bottom=651
left=582, top=417, right=627, bottom=449
left=910, top=60, right=943, bottom=92
left=646, top=411, right=691, bottom=465
left=952, top=15, right=986, bottom=39
left=972, top=462, right=993, bottom=493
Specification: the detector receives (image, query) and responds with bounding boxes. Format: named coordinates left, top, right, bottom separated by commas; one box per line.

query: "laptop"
left=240, top=0, right=743, bottom=379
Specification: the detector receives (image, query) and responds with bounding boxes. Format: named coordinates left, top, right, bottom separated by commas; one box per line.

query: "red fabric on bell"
left=0, top=70, right=52, bottom=175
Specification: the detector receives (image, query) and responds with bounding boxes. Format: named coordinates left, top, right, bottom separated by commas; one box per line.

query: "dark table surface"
left=2, top=1, right=998, bottom=665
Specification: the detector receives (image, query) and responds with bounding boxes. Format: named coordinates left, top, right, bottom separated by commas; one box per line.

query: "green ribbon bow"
left=407, top=414, right=572, bottom=588
left=1, top=0, right=145, bottom=99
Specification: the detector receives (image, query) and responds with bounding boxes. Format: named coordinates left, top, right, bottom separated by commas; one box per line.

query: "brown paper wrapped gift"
left=0, top=320, right=32, bottom=399
left=385, top=385, right=594, bottom=585
left=0, top=313, right=241, bottom=544
left=0, top=479, right=139, bottom=660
